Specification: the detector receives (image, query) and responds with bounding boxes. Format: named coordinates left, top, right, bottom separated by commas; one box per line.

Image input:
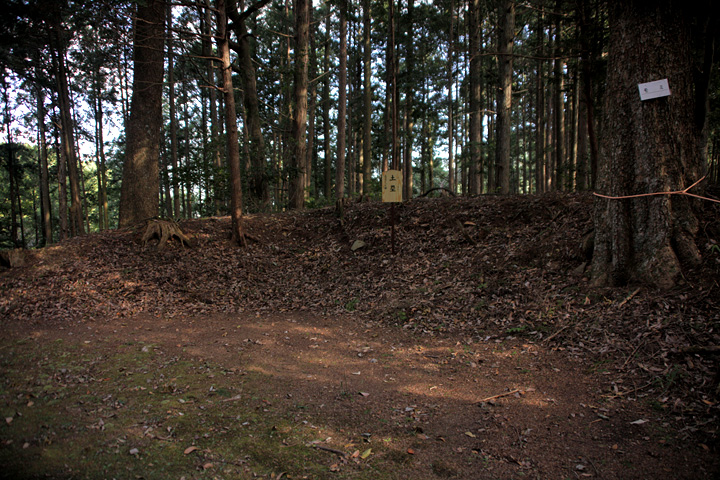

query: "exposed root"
left=141, top=219, right=192, bottom=250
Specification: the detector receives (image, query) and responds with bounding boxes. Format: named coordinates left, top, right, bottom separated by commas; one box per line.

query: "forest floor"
left=1, top=193, right=719, bottom=479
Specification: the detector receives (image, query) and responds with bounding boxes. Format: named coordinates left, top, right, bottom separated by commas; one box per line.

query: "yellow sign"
left=382, top=170, right=403, bottom=202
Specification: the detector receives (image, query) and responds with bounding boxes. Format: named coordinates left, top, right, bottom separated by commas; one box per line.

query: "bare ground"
left=1, top=193, right=719, bottom=479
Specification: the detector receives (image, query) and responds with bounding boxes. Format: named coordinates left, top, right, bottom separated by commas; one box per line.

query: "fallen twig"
left=479, top=389, right=522, bottom=403
left=616, top=288, right=641, bottom=308
left=620, top=340, right=645, bottom=370
left=543, top=325, right=571, bottom=344
left=312, top=445, right=348, bottom=457
left=602, top=382, right=654, bottom=400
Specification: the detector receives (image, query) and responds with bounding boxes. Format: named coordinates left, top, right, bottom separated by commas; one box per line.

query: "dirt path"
left=26, top=312, right=714, bottom=479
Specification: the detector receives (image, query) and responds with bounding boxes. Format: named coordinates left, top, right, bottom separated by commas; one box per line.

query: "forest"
left=2, top=1, right=720, bottom=477
left=1, top=0, right=719, bottom=286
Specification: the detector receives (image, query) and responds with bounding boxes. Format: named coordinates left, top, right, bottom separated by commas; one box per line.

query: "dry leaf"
left=184, top=446, right=198, bottom=455
left=360, top=448, right=372, bottom=459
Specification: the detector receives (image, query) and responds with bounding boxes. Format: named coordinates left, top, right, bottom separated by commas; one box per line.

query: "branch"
left=227, top=0, right=274, bottom=25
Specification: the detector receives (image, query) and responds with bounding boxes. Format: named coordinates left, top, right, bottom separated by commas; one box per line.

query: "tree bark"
left=468, top=0, right=482, bottom=195
left=447, top=0, right=455, bottom=194
left=36, top=85, right=52, bottom=244
left=322, top=13, right=332, bottom=198
left=591, top=0, right=709, bottom=288
left=50, top=19, right=84, bottom=236
left=229, top=0, right=270, bottom=208
left=289, top=0, right=310, bottom=209
left=535, top=9, right=546, bottom=193
left=167, top=3, right=181, bottom=219
left=216, top=0, right=246, bottom=245
left=119, top=0, right=165, bottom=227
left=362, top=0, right=372, bottom=194
left=402, top=0, right=415, bottom=200
left=336, top=0, right=348, bottom=200
left=495, top=0, right=513, bottom=195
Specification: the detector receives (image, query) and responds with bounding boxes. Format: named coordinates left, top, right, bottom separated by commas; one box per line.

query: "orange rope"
left=593, top=176, right=720, bottom=204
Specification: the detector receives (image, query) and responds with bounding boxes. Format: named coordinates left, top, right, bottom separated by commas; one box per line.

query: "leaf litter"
left=1, top=193, right=719, bottom=478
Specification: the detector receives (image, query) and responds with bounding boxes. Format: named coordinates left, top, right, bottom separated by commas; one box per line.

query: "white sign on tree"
left=638, top=79, right=671, bottom=101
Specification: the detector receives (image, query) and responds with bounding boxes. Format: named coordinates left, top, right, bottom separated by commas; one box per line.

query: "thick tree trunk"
left=119, top=0, right=165, bottom=227
left=592, top=0, right=708, bottom=288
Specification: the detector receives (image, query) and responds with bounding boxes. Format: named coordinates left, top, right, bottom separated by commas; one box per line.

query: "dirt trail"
left=2, top=194, right=718, bottom=478
left=22, top=311, right=712, bottom=479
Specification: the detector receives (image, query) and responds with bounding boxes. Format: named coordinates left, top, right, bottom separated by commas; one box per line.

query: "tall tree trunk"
left=495, top=0, right=513, bottom=195
left=382, top=0, right=392, bottom=174
left=535, top=9, right=546, bottom=193
left=216, top=0, right=246, bottom=245
left=322, top=13, right=332, bottom=198
left=307, top=11, right=317, bottom=200
left=53, top=122, right=68, bottom=241
left=390, top=0, right=399, bottom=172
left=167, top=3, right=181, bottom=219
left=289, top=0, right=310, bottom=209
left=3, top=83, right=20, bottom=247
left=552, top=5, right=564, bottom=192
left=578, top=0, right=599, bottom=190
left=468, top=0, right=482, bottom=195
left=447, top=0, right=455, bottom=194
left=402, top=0, right=415, bottom=200
left=362, top=0, right=372, bottom=193
left=577, top=84, right=589, bottom=191
left=119, top=0, right=165, bottom=227
left=591, top=0, right=709, bottom=288
left=336, top=0, right=348, bottom=200
left=229, top=0, right=270, bottom=208
left=94, top=89, right=109, bottom=230
left=36, top=85, right=52, bottom=244
left=204, top=0, right=224, bottom=215
left=51, top=20, right=84, bottom=236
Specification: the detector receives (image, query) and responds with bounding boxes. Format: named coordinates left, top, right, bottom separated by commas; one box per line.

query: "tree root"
left=141, top=219, right=192, bottom=250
